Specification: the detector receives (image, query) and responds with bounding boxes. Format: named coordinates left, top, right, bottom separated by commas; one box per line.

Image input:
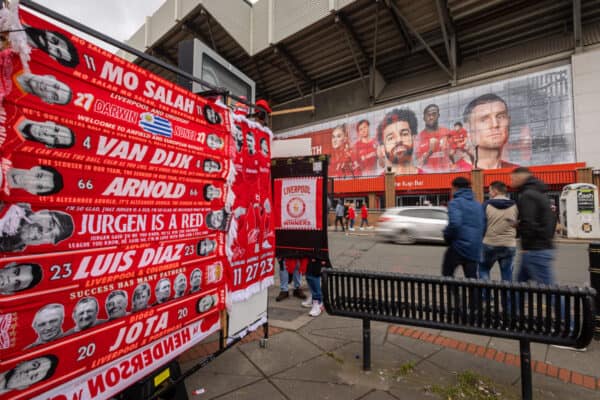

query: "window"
left=430, top=210, right=448, bottom=220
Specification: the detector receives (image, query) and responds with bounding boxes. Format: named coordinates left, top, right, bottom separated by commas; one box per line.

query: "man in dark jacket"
left=442, top=177, right=484, bottom=278
left=511, top=167, right=556, bottom=284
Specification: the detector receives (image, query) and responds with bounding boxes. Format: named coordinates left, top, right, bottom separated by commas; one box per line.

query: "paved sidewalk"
left=178, top=285, right=599, bottom=400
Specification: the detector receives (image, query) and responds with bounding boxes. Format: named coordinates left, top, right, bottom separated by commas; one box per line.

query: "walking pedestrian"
left=479, top=181, right=518, bottom=282
left=334, top=200, right=345, bottom=232
left=347, top=201, right=356, bottom=231
left=511, top=167, right=556, bottom=284
left=276, top=258, right=308, bottom=301
left=442, top=177, right=484, bottom=278
left=301, top=257, right=331, bottom=317
left=360, top=202, right=369, bottom=230
left=343, top=201, right=350, bottom=230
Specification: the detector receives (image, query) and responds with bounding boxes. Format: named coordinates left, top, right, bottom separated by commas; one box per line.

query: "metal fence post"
left=519, top=339, right=533, bottom=400
left=362, top=319, right=371, bottom=371
left=589, top=243, right=600, bottom=340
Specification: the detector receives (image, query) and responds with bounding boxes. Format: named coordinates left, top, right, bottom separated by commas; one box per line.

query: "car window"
left=400, top=209, right=448, bottom=220
left=399, top=209, right=420, bottom=217
left=431, top=210, right=448, bottom=220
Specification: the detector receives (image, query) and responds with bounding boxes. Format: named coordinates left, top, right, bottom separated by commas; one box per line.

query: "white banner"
left=276, top=177, right=320, bottom=230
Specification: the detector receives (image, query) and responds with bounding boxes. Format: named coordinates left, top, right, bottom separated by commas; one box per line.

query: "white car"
left=375, top=206, right=448, bottom=244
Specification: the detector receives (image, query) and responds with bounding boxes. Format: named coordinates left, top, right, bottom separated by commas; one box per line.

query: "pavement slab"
left=183, top=347, right=263, bottom=377
left=358, top=390, right=401, bottom=400
left=426, top=347, right=521, bottom=386
left=301, top=320, right=389, bottom=346
left=272, top=352, right=350, bottom=385
left=204, top=379, right=287, bottom=400
left=545, top=342, right=600, bottom=377
left=487, top=337, right=548, bottom=361
left=516, top=373, right=600, bottom=400
left=272, top=378, right=372, bottom=400
left=183, top=372, right=263, bottom=400
left=386, top=333, right=443, bottom=359
left=238, top=330, right=323, bottom=376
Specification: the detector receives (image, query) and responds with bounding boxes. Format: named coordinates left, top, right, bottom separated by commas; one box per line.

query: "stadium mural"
left=276, top=66, right=575, bottom=178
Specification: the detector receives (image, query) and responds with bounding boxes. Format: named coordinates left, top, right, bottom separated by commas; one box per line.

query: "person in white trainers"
left=302, top=257, right=331, bottom=317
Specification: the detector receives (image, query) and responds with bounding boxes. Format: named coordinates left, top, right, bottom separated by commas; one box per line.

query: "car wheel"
left=395, top=229, right=416, bottom=245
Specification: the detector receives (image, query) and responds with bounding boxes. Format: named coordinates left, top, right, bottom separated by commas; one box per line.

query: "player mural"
left=276, top=66, right=575, bottom=176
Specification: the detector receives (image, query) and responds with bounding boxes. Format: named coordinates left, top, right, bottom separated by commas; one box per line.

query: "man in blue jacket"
left=442, top=177, right=484, bottom=278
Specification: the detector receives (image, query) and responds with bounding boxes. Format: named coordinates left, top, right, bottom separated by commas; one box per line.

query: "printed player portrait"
left=203, top=105, right=221, bottom=125
left=189, top=268, right=202, bottom=294
left=197, top=294, right=217, bottom=313
left=6, top=166, right=63, bottom=196
left=197, top=238, right=216, bottom=256
left=206, top=209, right=229, bottom=231
left=25, top=26, right=79, bottom=68
left=203, top=184, right=222, bottom=201
left=376, top=108, right=420, bottom=175
left=0, top=262, right=42, bottom=295
left=154, top=278, right=171, bottom=305
left=203, top=159, right=222, bottom=173
left=0, top=355, right=58, bottom=395
left=174, top=273, right=187, bottom=298
left=207, top=133, right=224, bottom=150
left=0, top=203, right=73, bottom=252
left=17, top=119, right=75, bottom=149
left=246, top=132, right=256, bottom=155
left=15, top=72, right=72, bottom=105
left=233, top=125, right=244, bottom=153
left=66, top=297, right=102, bottom=334
left=105, top=290, right=128, bottom=320
left=132, top=282, right=151, bottom=312
left=463, top=93, right=517, bottom=169
left=260, top=137, right=269, bottom=157
left=27, top=303, right=64, bottom=348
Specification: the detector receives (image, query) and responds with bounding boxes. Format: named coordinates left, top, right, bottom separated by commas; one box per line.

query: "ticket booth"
left=559, top=183, right=600, bottom=239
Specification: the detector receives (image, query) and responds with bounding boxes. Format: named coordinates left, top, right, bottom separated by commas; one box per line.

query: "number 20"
left=77, top=343, right=96, bottom=361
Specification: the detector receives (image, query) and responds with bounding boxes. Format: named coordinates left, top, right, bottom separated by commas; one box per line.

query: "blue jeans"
left=517, top=249, right=555, bottom=284
left=479, top=245, right=516, bottom=281
left=349, top=219, right=355, bottom=229
left=280, top=261, right=302, bottom=291
left=516, top=249, right=567, bottom=321
left=306, top=274, right=322, bottom=303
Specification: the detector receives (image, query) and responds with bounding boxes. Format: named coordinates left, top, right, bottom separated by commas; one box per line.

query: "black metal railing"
left=322, top=269, right=596, bottom=400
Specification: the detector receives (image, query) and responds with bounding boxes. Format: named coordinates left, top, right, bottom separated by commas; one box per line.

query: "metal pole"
left=263, top=320, right=269, bottom=340
left=362, top=319, right=371, bottom=371
left=519, top=339, right=533, bottom=400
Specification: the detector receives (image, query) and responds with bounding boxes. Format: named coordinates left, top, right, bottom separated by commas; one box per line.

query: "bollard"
left=589, top=243, right=600, bottom=340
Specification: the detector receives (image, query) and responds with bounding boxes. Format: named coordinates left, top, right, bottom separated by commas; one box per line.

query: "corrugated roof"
left=130, top=0, right=600, bottom=109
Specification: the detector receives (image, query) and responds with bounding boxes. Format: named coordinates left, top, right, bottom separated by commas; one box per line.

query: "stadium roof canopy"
left=124, top=0, right=600, bottom=108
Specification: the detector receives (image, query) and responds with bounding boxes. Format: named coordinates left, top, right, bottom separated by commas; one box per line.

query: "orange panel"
left=483, top=162, right=584, bottom=186
left=331, top=163, right=585, bottom=195
left=333, top=176, right=384, bottom=193
left=395, top=172, right=470, bottom=192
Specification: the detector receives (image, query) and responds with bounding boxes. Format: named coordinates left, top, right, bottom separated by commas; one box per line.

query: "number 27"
left=74, top=93, right=94, bottom=111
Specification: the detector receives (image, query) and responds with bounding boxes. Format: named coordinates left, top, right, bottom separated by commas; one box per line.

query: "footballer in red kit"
left=352, top=119, right=378, bottom=174
left=415, top=104, right=451, bottom=173
left=329, top=124, right=359, bottom=178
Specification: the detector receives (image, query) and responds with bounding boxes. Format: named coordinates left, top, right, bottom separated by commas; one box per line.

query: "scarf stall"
left=0, top=5, right=274, bottom=400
